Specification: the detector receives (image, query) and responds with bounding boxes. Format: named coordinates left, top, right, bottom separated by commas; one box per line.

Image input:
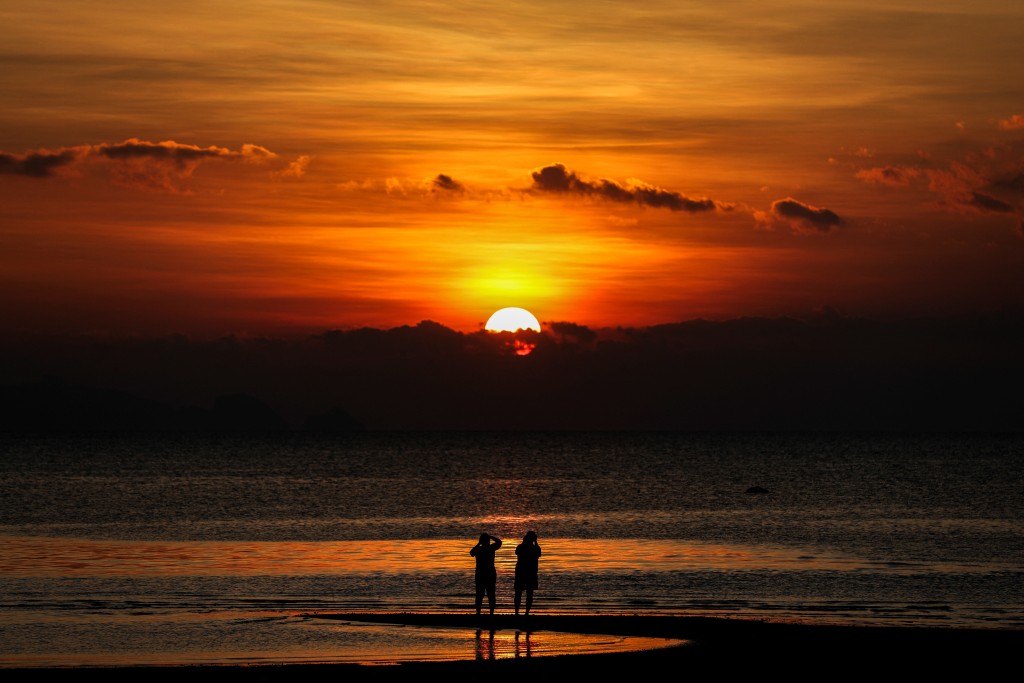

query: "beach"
left=2, top=432, right=1021, bottom=675
left=7, top=613, right=1022, bottom=680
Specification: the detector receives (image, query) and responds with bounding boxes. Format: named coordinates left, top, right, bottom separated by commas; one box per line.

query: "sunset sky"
left=3, top=1, right=1023, bottom=338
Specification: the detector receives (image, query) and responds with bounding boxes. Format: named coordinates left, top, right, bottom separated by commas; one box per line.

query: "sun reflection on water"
left=1, top=535, right=891, bottom=578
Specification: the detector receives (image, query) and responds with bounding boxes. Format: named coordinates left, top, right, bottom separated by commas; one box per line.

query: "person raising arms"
left=470, top=532, right=502, bottom=616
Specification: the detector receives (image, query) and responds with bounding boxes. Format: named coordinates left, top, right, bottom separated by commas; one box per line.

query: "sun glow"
left=484, top=307, right=542, bottom=333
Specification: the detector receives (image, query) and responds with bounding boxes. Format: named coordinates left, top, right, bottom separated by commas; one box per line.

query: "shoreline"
left=6, top=613, right=1021, bottom=679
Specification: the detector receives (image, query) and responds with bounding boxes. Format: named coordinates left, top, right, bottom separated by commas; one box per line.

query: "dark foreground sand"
left=8, top=614, right=1022, bottom=681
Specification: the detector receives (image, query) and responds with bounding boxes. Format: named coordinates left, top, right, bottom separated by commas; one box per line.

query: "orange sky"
left=2, top=1, right=1023, bottom=337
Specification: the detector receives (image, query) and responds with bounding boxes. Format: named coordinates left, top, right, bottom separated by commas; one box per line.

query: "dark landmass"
left=2, top=312, right=1023, bottom=433
left=0, top=379, right=362, bottom=434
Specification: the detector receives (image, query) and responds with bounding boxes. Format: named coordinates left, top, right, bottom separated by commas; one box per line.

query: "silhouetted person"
left=470, top=533, right=502, bottom=616
left=514, top=530, right=541, bottom=616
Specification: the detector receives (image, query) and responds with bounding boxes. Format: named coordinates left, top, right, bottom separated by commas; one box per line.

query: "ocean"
left=1, top=431, right=1021, bottom=667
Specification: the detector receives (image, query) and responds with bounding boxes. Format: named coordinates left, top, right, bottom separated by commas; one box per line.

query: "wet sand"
left=8, top=613, right=1022, bottom=680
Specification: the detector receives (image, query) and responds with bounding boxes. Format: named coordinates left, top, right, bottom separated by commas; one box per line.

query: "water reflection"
left=1, top=535, right=901, bottom=578
left=475, top=628, right=495, bottom=660
left=514, top=629, right=532, bottom=658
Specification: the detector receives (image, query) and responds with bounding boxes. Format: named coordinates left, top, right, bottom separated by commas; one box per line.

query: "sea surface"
left=1, top=431, right=1021, bottom=668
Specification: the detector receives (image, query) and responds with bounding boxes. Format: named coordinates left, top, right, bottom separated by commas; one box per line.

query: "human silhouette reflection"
left=470, top=532, right=502, bottom=616
left=514, top=629, right=533, bottom=658
left=475, top=628, right=496, bottom=660
left=514, top=530, right=541, bottom=616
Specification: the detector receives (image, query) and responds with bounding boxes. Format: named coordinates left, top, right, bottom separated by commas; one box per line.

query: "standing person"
left=514, top=530, right=541, bottom=616
left=470, top=532, right=502, bottom=616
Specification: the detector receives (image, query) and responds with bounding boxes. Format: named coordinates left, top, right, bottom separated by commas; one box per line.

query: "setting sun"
left=484, top=307, right=542, bottom=333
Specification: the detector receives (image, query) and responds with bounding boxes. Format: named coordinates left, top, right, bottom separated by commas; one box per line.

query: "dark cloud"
left=95, top=139, right=274, bottom=165
left=0, top=139, right=277, bottom=191
left=432, top=174, right=465, bottom=192
left=0, top=149, right=81, bottom=177
left=0, top=139, right=275, bottom=181
left=94, top=140, right=275, bottom=192
left=969, top=192, right=1015, bottom=213
left=530, top=163, right=722, bottom=213
left=531, top=164, right=580, bottom=192
left=633, top=184, right=716, bottom=212
left=764, top=197, right=842, bottom=232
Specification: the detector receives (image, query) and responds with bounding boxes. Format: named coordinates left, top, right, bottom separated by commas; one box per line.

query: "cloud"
left=529, top=163, right=724, bottom=213
left=968, top=191, right=1015, bottom=214
left=855, top=166, right=919, bottom=187
left=279, top=155, right=311, bottom=178
left=0, top=139, right=277, bottom=189
left=0, top=148, right=83, bottom=177
left=384, top=177, right=408, bottom=194
left=758, top=197, right=842, bottom=233
left=380, top=174, right=470, bottom=197
left=95, top=139, right=274, bottom=165
left=998, top=114, right=1024, bottom=130
left=925, top=162, right=1021, bottom=219
left=93, top=139, right=277, bottom=191
left=854, top=142, right=1024, bottom=230
left=432, top=173, right=465, bottom=192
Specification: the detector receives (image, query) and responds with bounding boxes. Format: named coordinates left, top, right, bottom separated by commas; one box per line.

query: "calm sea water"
left=1, top=431, right=1022, bottom=667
